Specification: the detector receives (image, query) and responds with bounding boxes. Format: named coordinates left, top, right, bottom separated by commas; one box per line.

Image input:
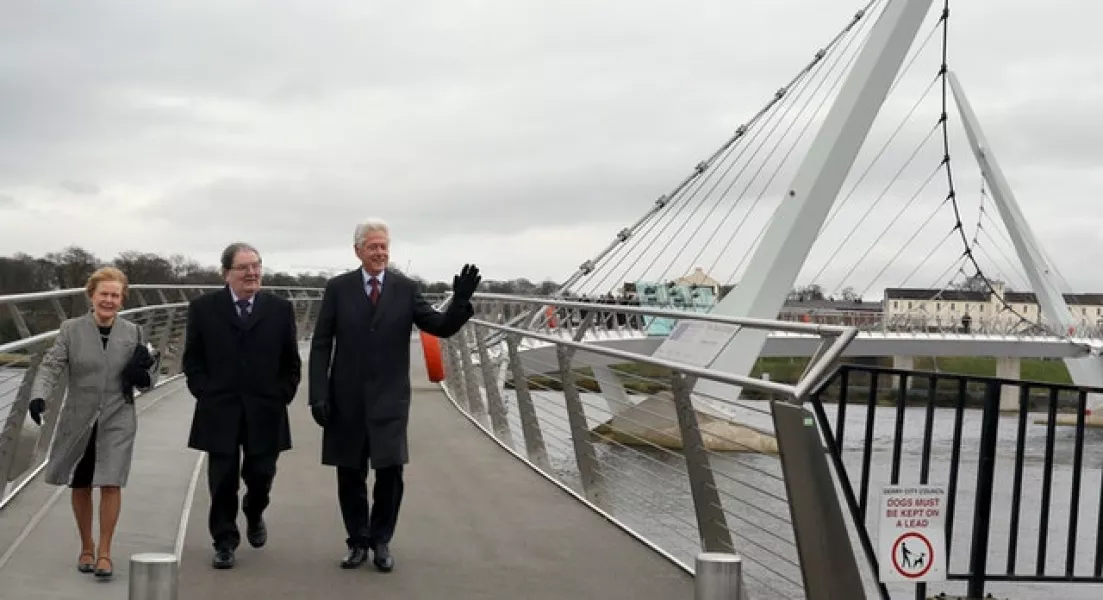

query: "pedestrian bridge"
left=0, top=285, right=789, bottom=599
left=0, top=340, right=695, bottom=600
left=3, top=285, right=1103, bottom=600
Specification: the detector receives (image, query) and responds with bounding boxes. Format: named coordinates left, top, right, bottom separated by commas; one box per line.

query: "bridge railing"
left=0, top=286, right=325, bottom=509
left=0, top=284, right=326, bottom=345
left=460, top=294, right=1102, bottom=342
left=808, top=363, right=1103, bottom=599
left=435, top=294, right=865, bottom=600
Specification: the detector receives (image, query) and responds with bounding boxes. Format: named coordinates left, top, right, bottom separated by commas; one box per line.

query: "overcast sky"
left=1, top=0, right=1099, bottom=296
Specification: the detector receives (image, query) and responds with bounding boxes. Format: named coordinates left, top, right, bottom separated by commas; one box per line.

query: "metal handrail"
left=465, top=292, right=859, bottom=400
left=465, top=317, right=853, bottom=403
left=1, top=292, right=328, bottom=512
left=0, top=284, right=321, bottom=305
left=0, top=303, right=188, bottom=355
left=470, top=292, right=858, bottom=338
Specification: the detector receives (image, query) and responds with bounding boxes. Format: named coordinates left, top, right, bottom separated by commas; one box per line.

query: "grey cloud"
left=0, top=0, right=1099, bottom=294
left=0, top=193, right=15, bottom=208
left=980, top=101, right=1103, bottom=172
left=139, top=161, right=670, bottom=252
left=59, top=180, right=100, bottom=195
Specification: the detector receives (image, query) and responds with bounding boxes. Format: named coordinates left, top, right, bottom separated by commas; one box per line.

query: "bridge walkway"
left=0, top=341, right=694, bottom=599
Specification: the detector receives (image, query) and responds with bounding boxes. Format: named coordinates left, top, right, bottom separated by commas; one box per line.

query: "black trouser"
left=336, top=444, right=404, bottom=549
left=207, top=418, right=278, bottom=550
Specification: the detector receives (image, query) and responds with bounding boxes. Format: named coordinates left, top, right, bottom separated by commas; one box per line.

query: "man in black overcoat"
left=308, top=219, right=480, bottom=572
left=182, top=242, right=303, bottom=569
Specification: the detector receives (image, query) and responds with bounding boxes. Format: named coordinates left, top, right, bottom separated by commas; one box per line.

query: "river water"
left=493, top=388, right=1103, bottom=599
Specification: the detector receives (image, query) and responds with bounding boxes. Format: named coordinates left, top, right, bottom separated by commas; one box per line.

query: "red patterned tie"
left=369, top=278, right=380, bottom=304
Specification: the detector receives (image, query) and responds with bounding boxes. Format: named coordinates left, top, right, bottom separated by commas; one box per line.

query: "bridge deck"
left=0, top=377, right=198, bottom=600
left=0, top=341, right=693, bottom=599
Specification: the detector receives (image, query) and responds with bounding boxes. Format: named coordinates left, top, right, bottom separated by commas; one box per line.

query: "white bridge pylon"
left=637, top=0, right=1103, bottom=416
left=651, top=0, right=937, bottom=417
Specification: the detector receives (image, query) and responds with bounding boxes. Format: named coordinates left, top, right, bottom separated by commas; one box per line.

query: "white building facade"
left=882, top=282, right=1103, bottom=334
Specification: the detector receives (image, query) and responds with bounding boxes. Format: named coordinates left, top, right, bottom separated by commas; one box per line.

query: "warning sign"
left=878, top=485, right=947, bottom=583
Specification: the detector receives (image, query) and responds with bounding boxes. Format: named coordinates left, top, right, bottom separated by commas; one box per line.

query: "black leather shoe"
left=212, top=548, right=235, bottom=569
left=246, top=517, right=267, bottom=548
left=340, top=546, right=368, bottom=569
left=372, top=543, right=394, bottom=572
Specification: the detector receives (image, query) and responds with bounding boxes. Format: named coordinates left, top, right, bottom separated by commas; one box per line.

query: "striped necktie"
left=236, top=299, right=251, bottom=319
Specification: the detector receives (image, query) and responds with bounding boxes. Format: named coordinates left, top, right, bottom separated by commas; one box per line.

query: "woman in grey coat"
left=28, top=267, right=159, bottom=579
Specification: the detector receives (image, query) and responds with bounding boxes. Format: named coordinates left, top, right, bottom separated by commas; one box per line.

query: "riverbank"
left=510, top=356, right=1079, bottom=410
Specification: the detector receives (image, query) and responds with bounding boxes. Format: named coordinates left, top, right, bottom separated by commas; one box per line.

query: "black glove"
left=451, top=264, right=481, bottom=304
left=28, top=398, right=46, bottom=426
left=310, top=404, right=328, bottom=428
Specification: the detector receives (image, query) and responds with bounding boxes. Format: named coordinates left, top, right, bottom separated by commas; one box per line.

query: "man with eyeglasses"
left=182, top=242, right=303, bottom=569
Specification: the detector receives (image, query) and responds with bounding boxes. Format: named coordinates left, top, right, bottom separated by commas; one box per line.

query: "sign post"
left=878, top=485, right=948, bottom=583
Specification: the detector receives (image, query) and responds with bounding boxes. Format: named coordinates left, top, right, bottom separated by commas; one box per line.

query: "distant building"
left=619, top=267, right=884, bottom=325
left=675, top=267, right=722, bottom=295
left=780, top=297, right=883, bottom=315
left=621, top=266, right=725, bottom=301
left=882, top=281, right=1103, bottom=330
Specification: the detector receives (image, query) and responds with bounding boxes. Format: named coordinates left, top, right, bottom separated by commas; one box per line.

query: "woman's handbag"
left=121, top=339, right=159, bottom=404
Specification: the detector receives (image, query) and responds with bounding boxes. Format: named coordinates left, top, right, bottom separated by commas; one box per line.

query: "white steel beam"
left=649, top=0, right=936, bottom=409
left=948, top=70, right=1103, bottom=411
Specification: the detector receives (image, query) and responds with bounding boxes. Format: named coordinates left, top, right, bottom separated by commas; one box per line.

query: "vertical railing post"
left=450, top=339, right=474, bottom=412
left=150, top=307, right=176, bottom=370
left=474, top=325, right=514, bottom=445
left=438, top=338, right=457, bottom=401
left=445, top=339, right=468, bottom=409
left=967, top=380, right=1001, bottom=599
left=0, top=361, right=34, bottom=486
left=450, top=336, right=472, bottom=408
left=128, top=552, right=178, bottom=599
left=695, top=552, right=745, bottom=600
left=48, top=297, right=68, bottom=323
left=772, top=400, right=866, bottom=599
left=6, top=303, right=31, bottom=339
left=669, top=372, right=733, bottom=553
left=295, top=294, right=312, bottom=334
left=456, top=327, right=489, bottom=427
left=555, top=344, right=601, bottom=503
left=167, top=307, right=189, bottom=377
left=506, top=333, right=550, bottom=471
left=35, top=365, right=68, bottom=459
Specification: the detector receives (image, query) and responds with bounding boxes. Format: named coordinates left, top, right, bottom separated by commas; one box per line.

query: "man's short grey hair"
left=220, top=242, right=261, bottom=272
left=354, top=219, right=390, bottom=247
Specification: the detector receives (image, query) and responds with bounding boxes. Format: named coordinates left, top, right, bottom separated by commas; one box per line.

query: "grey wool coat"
left=30, top=313, right=159, bottom=487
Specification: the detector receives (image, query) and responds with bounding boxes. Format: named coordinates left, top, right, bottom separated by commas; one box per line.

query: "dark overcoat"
left=308, top=268, right=473, bottom=469
left=182, top=287, right=302, bottom=457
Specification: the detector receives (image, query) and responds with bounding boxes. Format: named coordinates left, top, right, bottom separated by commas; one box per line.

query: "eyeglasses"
left=231, top=262, right=263, bottom=273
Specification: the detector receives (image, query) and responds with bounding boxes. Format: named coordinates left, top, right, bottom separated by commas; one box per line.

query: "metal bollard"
left=129, top=552, right=178, bottom=600
left=695, top=552, right=744, bottom=600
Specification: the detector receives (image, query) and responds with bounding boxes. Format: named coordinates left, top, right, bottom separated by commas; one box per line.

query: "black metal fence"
left=808, top=363, right=1103, bottom=599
